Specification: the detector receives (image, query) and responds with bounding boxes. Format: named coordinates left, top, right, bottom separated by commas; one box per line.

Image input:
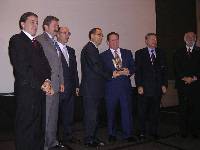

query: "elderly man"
left=174, top=32, right=200, bottom=138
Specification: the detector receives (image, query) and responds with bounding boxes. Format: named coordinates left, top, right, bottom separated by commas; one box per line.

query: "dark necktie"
left=187, top=48, right=191, bottom=57
left=32, top=38, right=38, bottom=48
left=150, top=49, right=156, bottom=65
left=53, top=41, right=61, bottom=57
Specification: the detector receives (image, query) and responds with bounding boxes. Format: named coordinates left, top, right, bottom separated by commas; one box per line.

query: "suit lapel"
left=120, top=49, right=126, bottom=67
left=107, top=49, right=116, bottom=69
left=43, top=32, right=56, bottom=50
left=144, top=48, right=152, bottom=65
left=20, top=31, right=32, bottom=45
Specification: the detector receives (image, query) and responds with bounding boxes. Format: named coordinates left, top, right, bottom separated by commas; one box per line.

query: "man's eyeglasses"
left=60, top=31, right=71, bottom=36
left=95, top=33, right=104, bottom=37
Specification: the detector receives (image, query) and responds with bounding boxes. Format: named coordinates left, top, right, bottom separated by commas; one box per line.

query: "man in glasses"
left=56, top=26, right=79, bottom=145
left=80, top=27, right=119, bottom=147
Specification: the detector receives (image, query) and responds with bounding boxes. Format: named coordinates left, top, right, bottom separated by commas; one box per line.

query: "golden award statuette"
left=112, top=57, right=123, bottom=71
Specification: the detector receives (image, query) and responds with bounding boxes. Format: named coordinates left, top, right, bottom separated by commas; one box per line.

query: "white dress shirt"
left=57, top=41, right=69, bottom=64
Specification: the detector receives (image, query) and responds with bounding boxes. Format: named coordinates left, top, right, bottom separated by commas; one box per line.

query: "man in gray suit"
left=36, top=16, right=65, bottom=150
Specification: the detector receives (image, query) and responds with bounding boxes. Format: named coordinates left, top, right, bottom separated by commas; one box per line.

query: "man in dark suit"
left=80, top=28, right=119, bottom=147
left=174, top=32, right=200, bottom=138
left=101, top=32, right=136, bottom=142
left=36, top=16, right=65, bottom=150
left=135, top=33, right=168, bottom=140
left=8, top=12, right=51, bottom=150
left=56, top=26, right=79, bottom=144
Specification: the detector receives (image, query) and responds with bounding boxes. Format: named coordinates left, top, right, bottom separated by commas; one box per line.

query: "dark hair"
left=107, top=32, right=119, bottom=41
left=19, top=12, right=38, bottom=30
left=42, top=16, right=59, bottom=31
left=145, top=33, right=157, bottom=40
left=88, top=27, right=101, bottom=40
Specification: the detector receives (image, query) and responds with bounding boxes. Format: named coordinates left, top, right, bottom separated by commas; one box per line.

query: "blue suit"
left=101, top=48, right=135, bottom=138
left=59, top=45, right=79, bottom=142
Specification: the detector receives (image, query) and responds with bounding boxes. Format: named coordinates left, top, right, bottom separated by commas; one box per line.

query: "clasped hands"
left=181, top=76, right=197, bottom=85
left=41, top=80, right=54, bottom=95
left=112, top=68, right=130, bottom=78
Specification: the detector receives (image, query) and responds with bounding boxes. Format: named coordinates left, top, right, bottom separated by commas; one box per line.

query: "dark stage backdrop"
left=155, top=0, right=197, bottom=80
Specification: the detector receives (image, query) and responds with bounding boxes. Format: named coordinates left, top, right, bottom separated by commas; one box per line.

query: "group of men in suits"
left=9, top=11, right=199, bottom=150
left=9, top=12, right=79, bottom=150
left=80, top=29, right=168, bottom=146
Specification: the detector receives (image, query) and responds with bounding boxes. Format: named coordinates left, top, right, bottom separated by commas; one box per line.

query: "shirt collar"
left=110, top=48, right=120, bottom=53
left=186, top=45, right=194, bottom=52
left=22, top=30, right=35, bottom=40
left=89, top=41, right=98, bottom=48
left=45, top=32, right=54, bottom=40
left=148, top=47, right=155, bottom=52
left=57, top=41, right=67, bottom=50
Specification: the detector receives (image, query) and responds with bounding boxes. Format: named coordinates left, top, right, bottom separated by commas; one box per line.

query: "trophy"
left=112, top=56, right=123, bottom=71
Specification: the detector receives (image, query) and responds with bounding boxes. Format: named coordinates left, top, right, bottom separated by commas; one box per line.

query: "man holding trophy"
left=101, top=32, right=136, bottom=142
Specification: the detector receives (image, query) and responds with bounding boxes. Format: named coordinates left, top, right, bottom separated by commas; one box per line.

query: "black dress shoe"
left=108, top=135, right=117, bottom=142
left=56, top=143, right=65, bottom=149
left=94, top=138, right=105, bottom=146
left=139, top=134, right=146, bottom=141
left=85, top=140, right=105, bottom=147
left=49, top=143, right=65, bottom=150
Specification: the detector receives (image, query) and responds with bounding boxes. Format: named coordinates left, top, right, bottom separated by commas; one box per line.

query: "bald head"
left=184, top=32, right=196, bottom=47
left=57, top=26, right=71, bottom=44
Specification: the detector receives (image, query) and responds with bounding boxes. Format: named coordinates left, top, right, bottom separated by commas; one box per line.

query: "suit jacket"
left=135, top=47, right=168, bottom=96
left=9, top=31, right=51, bottom=91
left=174, top=45, right=200, bottom=92
left=61, top=45, right=79, bottom=95
left=100, top=48, right=135, bottom=95
left=36, top=32, right=64, bottom=93
left=80, top=42, right=112, bottom=97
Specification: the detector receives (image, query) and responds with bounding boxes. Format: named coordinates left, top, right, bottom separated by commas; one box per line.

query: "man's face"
left=21, top=15, right=38, bottom=36
left=45, top=20, right=59, bottom=37
left=107, top=34, right=119, bottom=50
left=184, top=32, right=196, bottom=47
left=57, top=27, right=71, bottom=44
left=145, top=35, right=157, bottom=48
left=91, top=29, right=103, bottom=46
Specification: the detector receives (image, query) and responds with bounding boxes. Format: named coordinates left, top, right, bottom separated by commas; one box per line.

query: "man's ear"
left=91, top=33, right=95, bottom=41
left=44, top=24, right=48, bottom=31
left=21, top=22, right=25, bottom=29
left=106, top=40, right=109, bottom=45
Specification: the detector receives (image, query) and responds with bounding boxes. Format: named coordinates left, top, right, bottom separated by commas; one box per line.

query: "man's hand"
left=181, top=77, right=193, bottom=84
left=76, top=88, right=79, bottom=96
left=119, top=68, right=130, bottom=76
left=112, top=70, right=121, bottom=78
left=60, top=84, right=64, bottom=93
left=162, top=85, right=167, bottom=94
left=138, top=86, right=144, bottom=95
left=41, top=80, right=54, bottom=95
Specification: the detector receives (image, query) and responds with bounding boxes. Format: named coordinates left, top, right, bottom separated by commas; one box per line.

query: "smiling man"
left=9, top=12, right=51, bottom=150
